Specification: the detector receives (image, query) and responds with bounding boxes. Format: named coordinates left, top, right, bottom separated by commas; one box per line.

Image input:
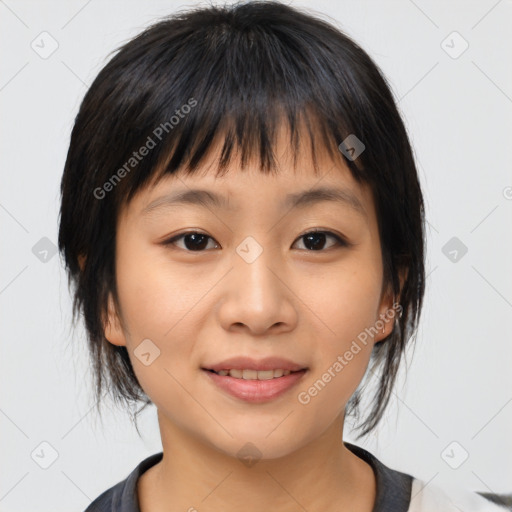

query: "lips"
left=202, top=367, right=308, bottom=403
left=202, top=356, right=308, bottom=373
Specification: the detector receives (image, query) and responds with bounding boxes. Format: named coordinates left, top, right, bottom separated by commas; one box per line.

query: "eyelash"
left=161, top=229, right=350, bottom=252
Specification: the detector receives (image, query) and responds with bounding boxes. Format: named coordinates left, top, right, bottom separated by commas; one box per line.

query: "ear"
left=374, top=268, right=407, bottom=343
left=104, top=293, right=128, bottom=347
left=78, top=253, right=86, bottom=271
left=78, top=254, right=127, bottom=346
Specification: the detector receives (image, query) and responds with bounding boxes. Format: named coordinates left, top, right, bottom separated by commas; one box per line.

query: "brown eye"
left=163, top=231, right=218, bottom=251
left=293, top=230, right=348, bottom=251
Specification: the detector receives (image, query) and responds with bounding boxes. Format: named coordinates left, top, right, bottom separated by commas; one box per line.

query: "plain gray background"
left=1, top=0, right=511, bottom=510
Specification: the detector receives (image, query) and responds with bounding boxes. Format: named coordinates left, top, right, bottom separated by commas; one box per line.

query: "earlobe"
left=375, top=294, right=396, bottom=342
left=78, top=254, right=86, bottom=271
left=375, top=268, right=407, bottom=342
left=104, top=293, right=127, bottom=347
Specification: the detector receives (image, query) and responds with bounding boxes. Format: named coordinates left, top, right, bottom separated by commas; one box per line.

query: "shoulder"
left=407, top=478, right=512, bottom=512
left=82, top=482, right=119, bottom=511
left=82, top=478, right=130, bottom=512
left=82, top=452, right=164, bottom=512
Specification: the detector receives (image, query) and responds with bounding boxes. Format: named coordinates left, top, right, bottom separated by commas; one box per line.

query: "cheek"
left=115, top=238, right=195, bottom=338
left=295, top=293, right=375, bottom=428
left=302, top=258, right=383, bottom=343
left=114, top=239, right=217, bottom=396
left=293, top=261, right=380, bottom=409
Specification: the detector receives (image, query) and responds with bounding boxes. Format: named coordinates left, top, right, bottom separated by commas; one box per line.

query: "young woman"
left=58, top=2, right=510, bottom=510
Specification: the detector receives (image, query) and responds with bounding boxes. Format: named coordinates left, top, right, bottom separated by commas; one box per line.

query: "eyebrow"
left=141, top=186, right=367, bottom=218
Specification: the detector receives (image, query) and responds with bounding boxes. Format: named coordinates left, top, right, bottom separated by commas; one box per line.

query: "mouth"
left=202, top=368, right=306, bottom=379
left=201, top=367, right=308, bottom=403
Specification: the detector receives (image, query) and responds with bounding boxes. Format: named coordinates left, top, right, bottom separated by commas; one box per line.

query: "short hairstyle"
left=58, top=0, right=426, bottom=439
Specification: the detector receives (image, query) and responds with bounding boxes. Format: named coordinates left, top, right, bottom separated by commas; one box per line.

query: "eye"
left=292, top=230, right=349, bottom=251
left=162, top=231, right=219, bottom=252
left=161, top=229, right=349, bottom=252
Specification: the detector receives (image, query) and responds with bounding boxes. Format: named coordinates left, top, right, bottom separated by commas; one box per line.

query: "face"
left=104, top=132, right=396, bottom=461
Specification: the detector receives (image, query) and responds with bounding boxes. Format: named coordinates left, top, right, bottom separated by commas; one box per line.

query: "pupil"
left=185, top=233, right=208, bottom=251
left=304, top=233, right=325, bottom=251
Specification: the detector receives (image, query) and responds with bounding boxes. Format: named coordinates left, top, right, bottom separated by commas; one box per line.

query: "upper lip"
left=202, top=356, right=308, bottom=372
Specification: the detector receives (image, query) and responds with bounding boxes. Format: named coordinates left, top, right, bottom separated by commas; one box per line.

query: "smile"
left=205, top=368, right=300, bottom=379
left=202, top=368, right=308, bottom=403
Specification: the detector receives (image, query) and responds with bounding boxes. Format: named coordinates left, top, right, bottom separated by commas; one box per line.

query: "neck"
left=138, top=412, right=376, bottom=512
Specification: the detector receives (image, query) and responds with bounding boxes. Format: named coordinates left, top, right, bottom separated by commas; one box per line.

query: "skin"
left=101, top=127, right=401, bottom=512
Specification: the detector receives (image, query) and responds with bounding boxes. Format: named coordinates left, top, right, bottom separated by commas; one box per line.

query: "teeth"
left=215, top=369, right=294, bottom=379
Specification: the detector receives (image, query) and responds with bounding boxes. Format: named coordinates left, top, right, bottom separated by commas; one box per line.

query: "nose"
left=216, top=239, right=298, bottom=336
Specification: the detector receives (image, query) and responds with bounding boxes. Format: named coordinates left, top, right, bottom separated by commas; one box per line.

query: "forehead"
left=139, top=167, right=369, bottom=220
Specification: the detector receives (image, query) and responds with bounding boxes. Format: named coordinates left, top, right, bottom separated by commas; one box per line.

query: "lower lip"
left=202, top=369, right=307, bottom=403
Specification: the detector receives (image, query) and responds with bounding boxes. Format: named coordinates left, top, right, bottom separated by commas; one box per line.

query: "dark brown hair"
left=58, top=0, right=426, bottom=439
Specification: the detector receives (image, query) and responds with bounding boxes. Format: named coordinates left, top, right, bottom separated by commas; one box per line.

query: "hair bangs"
left=99, top=14, right=368, bottom=209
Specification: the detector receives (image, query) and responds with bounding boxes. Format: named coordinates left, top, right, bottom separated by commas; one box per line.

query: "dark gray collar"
left=345, top=442, right=413, bottom=512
